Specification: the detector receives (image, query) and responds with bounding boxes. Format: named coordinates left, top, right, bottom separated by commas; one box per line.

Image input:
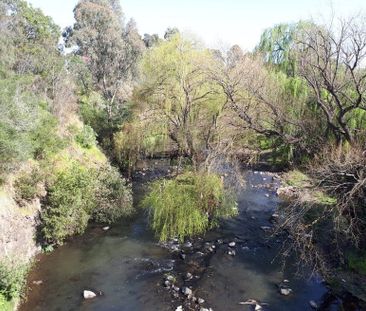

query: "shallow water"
left=20, top=160, right=357, bottom=311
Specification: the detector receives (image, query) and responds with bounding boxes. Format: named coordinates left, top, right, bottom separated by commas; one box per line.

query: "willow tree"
left=136, top=34, right=225, bottom=167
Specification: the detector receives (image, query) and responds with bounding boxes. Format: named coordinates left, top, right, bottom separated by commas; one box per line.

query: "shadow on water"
left=19, top=159, right=363, bottom=311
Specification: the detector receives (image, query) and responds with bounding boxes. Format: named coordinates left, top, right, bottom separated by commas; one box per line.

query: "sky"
left=27, top=0, right=366, bottom=51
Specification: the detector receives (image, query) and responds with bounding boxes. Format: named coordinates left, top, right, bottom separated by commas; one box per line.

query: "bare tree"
left=295, top=16, right=366, bottom=144
left=208, top=50, right=309, bottom=159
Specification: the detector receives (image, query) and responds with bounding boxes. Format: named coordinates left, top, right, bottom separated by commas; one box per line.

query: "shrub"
left=92, top=164, right=133, bottom=223
left=142, top=171, right=237, bottom=242
left=0, top=262, right=28, bottom=301
left=30, top=109, right=64, bottom=159
left=75, top=125, right=97, bottom=149
left=14, top=166, right=43, bottom=204
left=41, top=162, right=95, bottom=244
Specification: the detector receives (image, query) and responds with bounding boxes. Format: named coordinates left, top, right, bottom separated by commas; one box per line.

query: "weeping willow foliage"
left=142, top=172, right=238, bottom=242
left=255, top=21, right=311, bottom=75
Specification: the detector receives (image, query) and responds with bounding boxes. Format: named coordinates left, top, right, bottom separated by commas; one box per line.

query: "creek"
left=19, top=159, right=359, bottom=311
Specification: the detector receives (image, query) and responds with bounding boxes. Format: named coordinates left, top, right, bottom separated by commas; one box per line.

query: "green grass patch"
left=142, top=171, right=238, bottom=242
left=313, top=191, right=337, bottom=205
left=347, top=252, right=366, bottom=275
left=283, top=170, right=311, bottom=188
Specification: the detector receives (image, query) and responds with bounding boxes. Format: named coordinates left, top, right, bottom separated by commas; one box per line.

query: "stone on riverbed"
left=279, top=287, right=292, bottom=296
left=198, top=297, right=205, bottom=304
left=83, top=290, right=97, bottom=299
left=228, top=241, right=236, bottom=247
left=309, top=300, right=318, bottom=309
left=228, top=249, right=236, bottom=256
left=182, top=287, right=193, bottom=296
left=185, top=272, right=193, bottom=281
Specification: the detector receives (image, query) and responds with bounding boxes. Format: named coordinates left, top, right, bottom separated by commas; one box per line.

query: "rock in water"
left=229, top=241, right=236, bottom=247
left=309, top=300, right=318, bottom=309
left=279, top=287, right=292, bottom=296
left=175, top=306, right=183, bottom=311
left=102, top=226, right=110, bottom=231
left=198, top=298, right=205, bottom=304
left=182, top=287, right=192, bottom=296
left=83, top=290, right=97, bottom=299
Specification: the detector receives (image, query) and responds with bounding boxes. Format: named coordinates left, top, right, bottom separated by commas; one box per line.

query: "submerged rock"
left=279, top=287, right=292, bottom=296
left=309, top=300, right=318, bottom=309
left=83, top=290, right=97, bottom=299
left=228, top=241, right=236, bottom=247
left=227, top=249, right=236, bottom=256
left=102, top=226, right=110, bottom=231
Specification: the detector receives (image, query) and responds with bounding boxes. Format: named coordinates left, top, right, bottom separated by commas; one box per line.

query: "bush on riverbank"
left=41, top=161, right=133, bottom=245
left=143, top=171, right=237, bottom=242
left=0, top=261, right=28, bottom=306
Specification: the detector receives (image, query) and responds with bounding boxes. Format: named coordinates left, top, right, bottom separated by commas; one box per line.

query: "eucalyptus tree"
left=67, top=0, right=144, bottom=144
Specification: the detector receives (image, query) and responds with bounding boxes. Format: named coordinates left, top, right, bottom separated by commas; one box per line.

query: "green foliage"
left=0, top=262, right=28, bottom=301
left=92, top=164, right=133, bottom=223
left=14, top=166, right=43, bottom=203
left=75, top=125, right=97, bottom=149
left=41, top=162, right=95, bottom=244
left=0, top=75, right=37, bottom=174
left=41, top=160, right=133, bottom=244
left=142, top=171, right=237, bottom=242
left=283, top=170, right=311, bottom=188
left=31, top=109, right=64, bottom=159
left=347, top=252, right=366, bottom=275
left=0, top=293, right=14, bottom=311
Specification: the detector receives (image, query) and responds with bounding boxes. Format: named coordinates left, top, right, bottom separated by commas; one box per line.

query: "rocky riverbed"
left=19, top=160, right=363, bottom=311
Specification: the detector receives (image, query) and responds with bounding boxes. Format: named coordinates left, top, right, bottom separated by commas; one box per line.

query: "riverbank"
left=19, top=160, right=363, bottom=311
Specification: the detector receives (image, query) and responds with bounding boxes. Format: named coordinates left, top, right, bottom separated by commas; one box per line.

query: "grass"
left=347, top=252, right=366, bottom=275
left=283, top=169, right=311, bottom=188
left=0, top=294, right=15, bottom=311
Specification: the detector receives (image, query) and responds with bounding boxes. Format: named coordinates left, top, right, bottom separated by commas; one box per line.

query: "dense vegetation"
left=143, top=172, right=237, bottom=242
left=0, top=0, right=365, bottom=308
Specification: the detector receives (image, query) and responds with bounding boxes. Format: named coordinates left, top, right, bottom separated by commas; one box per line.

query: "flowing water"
left=20, top=159, right=360, bottom=311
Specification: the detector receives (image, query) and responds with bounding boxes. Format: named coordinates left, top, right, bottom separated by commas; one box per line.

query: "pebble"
left=83, top=290, right=97, bottom=299
left=175, top=306, right=183, bottom=311
left=280, top=287, right=292, bottom=296
left=184, top=241, right=192, bottom=248
left=228, top=241, right=236, bottom=247
left=186, top=272, right=193, bottom=280
left=102, top=226, right=110, bottom=231
left=32, top=280, right=43, bottom=285
left=182, top=287, right=192, bottom=296
left=309, top=300, right=318, bottom=309
left=228, top=249, right=236, bottom=256
left=173, top=286, right=180, bottom=292
left=198, top=298, right=205, bottom=304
